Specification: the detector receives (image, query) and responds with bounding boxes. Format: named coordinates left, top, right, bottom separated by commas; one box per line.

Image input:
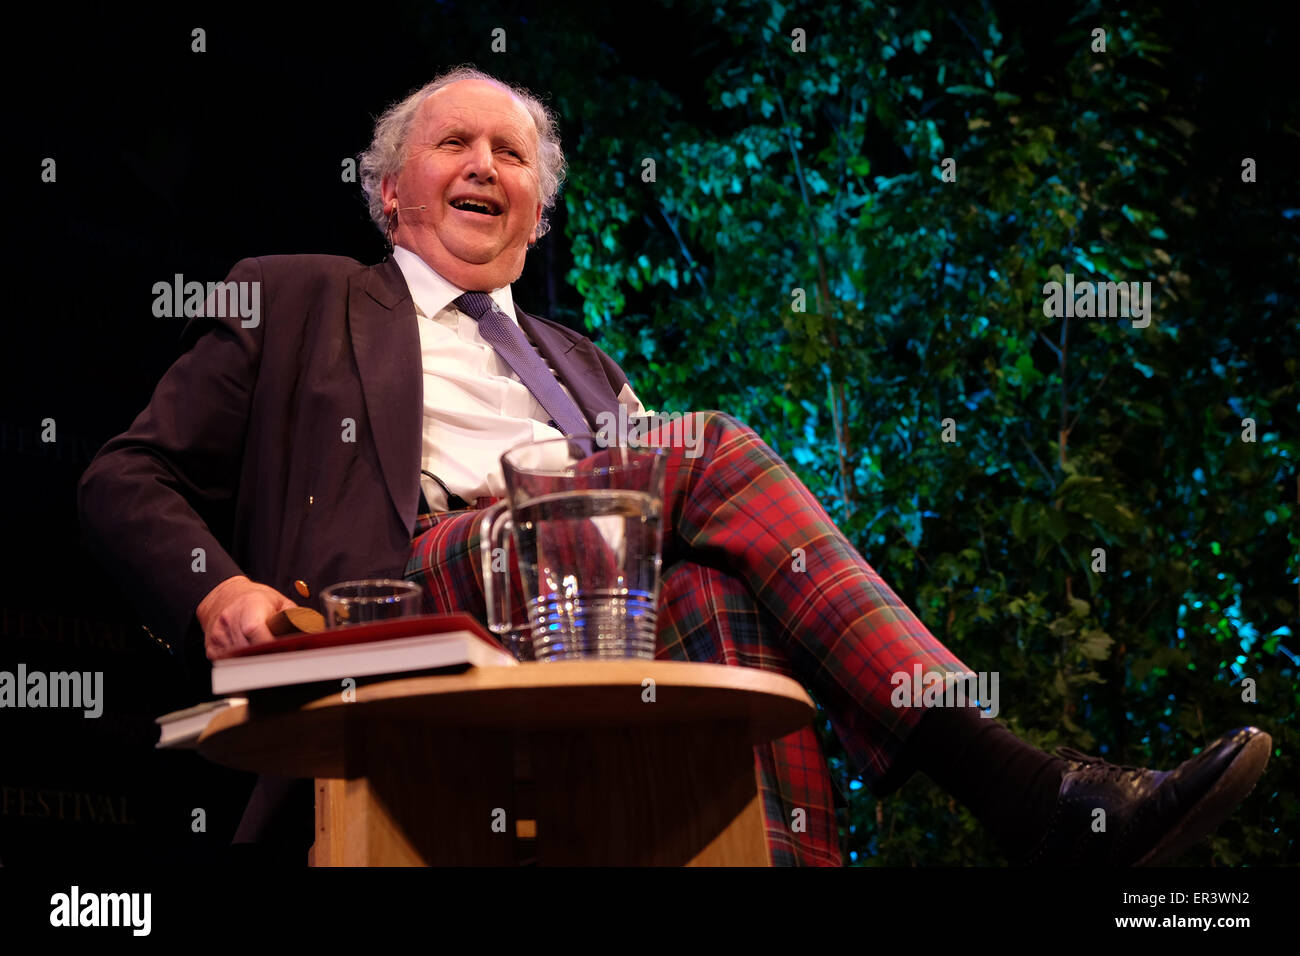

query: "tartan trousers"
left=404, top=411, right=970, bottom=866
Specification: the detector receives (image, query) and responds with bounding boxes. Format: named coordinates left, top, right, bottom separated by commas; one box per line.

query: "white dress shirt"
left=391, top=245, right=638, bottom=513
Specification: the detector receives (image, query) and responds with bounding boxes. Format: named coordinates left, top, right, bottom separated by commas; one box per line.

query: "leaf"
left=1010, top=500, right=1027, bottom=540
left=1068, top=671, right=1107, bottom=685
left=1049, top=617, right=1078, bottom=637
left=1042, top=508, right=1069, bottom=543
left=1078, top=629, right=1114, bottom=661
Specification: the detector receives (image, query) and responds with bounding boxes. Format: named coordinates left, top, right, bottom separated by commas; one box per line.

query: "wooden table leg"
left=312, top=720, right=768, bottom=866
left=333, top=720, right=516, bottom=865
left=311, top=778, right=348, bottom=866
left=530, top=722, right=769, bottom=866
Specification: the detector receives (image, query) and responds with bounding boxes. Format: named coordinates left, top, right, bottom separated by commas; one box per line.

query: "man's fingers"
left=202, top=584, right=298, bottom=659
left=241, top=607, right=279, bottom=645
left=207, top=626, right=237, bottom=661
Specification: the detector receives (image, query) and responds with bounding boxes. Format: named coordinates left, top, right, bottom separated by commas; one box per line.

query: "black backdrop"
left=5, top=0, right=740, bottom=867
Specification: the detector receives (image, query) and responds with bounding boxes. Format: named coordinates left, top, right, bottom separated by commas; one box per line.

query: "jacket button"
left=307, top=495, right=314, bottom=509
left=294, top=579, right=310, bottom=598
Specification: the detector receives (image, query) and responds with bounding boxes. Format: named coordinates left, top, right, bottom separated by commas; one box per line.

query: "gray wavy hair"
left=358, top=66, right=567, bottom=242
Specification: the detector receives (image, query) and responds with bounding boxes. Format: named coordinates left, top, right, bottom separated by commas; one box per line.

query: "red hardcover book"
left=211, top=613, right=517, bottom=694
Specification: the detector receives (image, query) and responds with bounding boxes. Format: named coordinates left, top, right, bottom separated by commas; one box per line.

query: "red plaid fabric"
left=405, top=411, right=971, bottom=866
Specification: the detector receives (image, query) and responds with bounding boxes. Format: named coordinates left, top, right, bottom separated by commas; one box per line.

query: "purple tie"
left=454, top=292, right=593, bottom=453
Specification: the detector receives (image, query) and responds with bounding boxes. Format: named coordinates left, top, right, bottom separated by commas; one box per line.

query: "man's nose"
left=463, top=141, right=497, bottom=182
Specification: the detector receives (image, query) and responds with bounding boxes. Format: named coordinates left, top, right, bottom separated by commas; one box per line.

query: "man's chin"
left=427, top=253, right=524, bottom=291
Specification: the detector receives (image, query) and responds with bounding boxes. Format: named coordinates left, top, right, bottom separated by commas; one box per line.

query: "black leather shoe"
left=1021, top=726, right=1272, bottom=866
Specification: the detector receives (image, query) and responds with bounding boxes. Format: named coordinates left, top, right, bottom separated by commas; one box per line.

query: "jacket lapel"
left=346, top=261, right=623, bottom=536
left=348, top=257, right=422, bottom=536
left=515, top=308, right=622, bottom=431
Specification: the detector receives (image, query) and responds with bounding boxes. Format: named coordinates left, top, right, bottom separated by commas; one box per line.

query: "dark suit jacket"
left=77, top=254, right=634, bottom=659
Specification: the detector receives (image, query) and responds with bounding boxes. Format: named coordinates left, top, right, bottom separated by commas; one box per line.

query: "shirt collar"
left=391, top=245, right=518, bottom=324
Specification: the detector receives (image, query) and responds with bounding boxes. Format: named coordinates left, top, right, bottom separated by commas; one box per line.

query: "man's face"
left=382, top=79, right=543, bottom=290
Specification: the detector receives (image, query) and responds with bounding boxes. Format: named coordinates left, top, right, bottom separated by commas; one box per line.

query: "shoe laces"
left=1055, top=746, right=1148, bottom=780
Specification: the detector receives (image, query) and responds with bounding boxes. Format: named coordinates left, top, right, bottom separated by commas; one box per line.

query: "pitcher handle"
left=479, top=501, right=514, bottom=635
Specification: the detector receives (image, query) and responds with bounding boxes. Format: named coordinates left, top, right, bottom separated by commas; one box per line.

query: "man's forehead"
left=418, top=82, right=534, bottom=138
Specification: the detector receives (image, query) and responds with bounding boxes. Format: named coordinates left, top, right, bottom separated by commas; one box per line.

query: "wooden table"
left=199, top=660, right=815, bottom=866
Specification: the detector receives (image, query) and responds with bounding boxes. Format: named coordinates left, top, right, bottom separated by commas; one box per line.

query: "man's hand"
left=197, top=574, right=299, bottom=661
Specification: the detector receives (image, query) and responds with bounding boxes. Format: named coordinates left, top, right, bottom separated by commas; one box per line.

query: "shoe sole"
left=1135, top=730, right=1272, bottom=866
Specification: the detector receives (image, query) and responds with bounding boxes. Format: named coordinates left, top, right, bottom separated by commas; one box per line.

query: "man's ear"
left=529, top=200, right=543, bottom=245
left=380, top=174, right=397, bottom=208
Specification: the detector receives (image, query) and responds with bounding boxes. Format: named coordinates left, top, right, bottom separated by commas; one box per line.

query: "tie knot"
left=454, top=292, right=498, bottom=321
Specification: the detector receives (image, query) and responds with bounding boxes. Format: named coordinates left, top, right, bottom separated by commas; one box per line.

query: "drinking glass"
left=320, top=579, right=424, bottom=628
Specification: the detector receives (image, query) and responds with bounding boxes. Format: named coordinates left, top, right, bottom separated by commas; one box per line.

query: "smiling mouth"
left=448, top=198, right=503, bottom=216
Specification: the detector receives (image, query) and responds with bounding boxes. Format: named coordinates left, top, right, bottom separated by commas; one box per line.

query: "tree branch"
left=1020, top=434, right=1056, bottom=488
left=1066, top=364, right=1115, bottom=435
left=651, top=205, right=713, bottom=307
left=1037, top=330, right=1062, bottom=362
left=942, top=3, right=987, bottom=59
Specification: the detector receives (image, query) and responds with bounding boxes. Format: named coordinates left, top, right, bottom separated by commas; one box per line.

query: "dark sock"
left=883, top=705, right=1069, bottom=861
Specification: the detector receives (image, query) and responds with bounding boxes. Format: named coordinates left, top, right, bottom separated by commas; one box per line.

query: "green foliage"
left=559, top=0, right=1299, bottom=864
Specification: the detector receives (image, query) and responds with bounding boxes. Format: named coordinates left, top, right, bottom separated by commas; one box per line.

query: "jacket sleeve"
left=77, top=256, right=268, bottom=652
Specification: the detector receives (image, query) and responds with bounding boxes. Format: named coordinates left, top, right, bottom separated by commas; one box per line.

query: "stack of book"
left=155, top=614, right=516, bottom=748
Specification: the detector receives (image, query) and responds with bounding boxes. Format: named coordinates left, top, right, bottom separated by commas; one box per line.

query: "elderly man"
left=78, top=67, right=1271, bottom=866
